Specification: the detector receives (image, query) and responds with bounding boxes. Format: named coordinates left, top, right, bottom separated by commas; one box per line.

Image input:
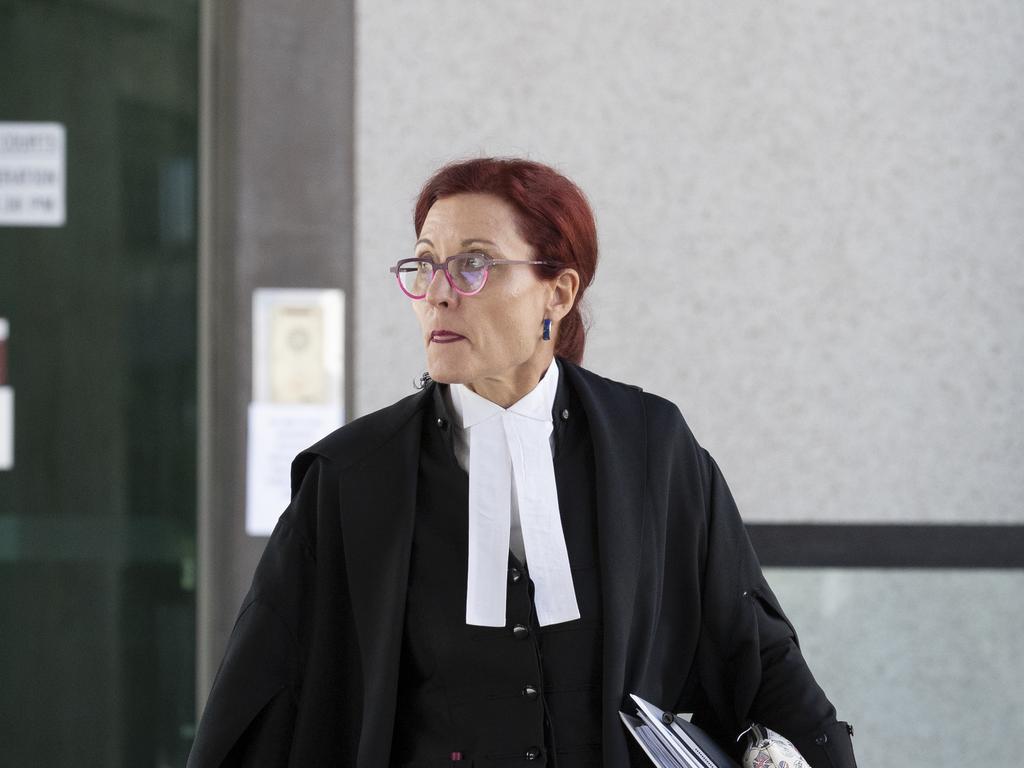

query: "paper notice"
left=0, top=387, right=12, bottom=470
left=0, top=122, right=66, bottom=227
left=244, top=401, right=343, bottom=536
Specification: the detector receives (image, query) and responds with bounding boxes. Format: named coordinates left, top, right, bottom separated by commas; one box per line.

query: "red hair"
left=414, top=157, right=598, bottom=365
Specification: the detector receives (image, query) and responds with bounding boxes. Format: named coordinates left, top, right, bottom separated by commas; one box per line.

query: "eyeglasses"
left=390, top=253, right=559, bottom=300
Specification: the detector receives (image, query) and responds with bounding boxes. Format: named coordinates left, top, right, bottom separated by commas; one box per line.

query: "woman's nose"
left=424, top=266, right=455, bottom=306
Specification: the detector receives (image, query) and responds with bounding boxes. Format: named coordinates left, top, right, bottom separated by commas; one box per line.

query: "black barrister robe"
left=188, top=358, right=857, bottom=768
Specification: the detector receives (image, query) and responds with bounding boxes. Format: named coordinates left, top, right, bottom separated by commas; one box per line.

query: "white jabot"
left=448, top=357, right=580, bottom=627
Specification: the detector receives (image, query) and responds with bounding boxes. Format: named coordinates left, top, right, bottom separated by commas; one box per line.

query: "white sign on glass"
left=0, top=318, right=12, bottom=470
left=0, top=122, right=66, bottom=227
left=245, top=289, right=345, bottom=536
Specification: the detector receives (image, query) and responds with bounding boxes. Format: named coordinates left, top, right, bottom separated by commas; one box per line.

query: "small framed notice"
left=0, top=122, right=66, bottom=227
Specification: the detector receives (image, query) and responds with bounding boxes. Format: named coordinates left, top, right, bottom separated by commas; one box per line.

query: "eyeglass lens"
left=398, top=254, right=489, bottom=297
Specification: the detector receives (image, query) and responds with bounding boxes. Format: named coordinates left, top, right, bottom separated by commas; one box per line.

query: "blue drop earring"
left=542, top=318, right=552, bottom=341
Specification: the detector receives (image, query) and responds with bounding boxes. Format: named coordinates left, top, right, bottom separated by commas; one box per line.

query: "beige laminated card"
left=269, top=304, right=327, bottom=403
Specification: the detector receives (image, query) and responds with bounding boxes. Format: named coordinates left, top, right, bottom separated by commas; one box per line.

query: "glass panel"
left=0, top=1, right=198, bottom=765
left=766, top=568, right=1024, bottom=767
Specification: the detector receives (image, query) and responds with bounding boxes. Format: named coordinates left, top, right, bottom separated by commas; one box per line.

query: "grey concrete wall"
left=196, top=0, right=354, bottom=699
left=353, top=0, right=1024, bottom=525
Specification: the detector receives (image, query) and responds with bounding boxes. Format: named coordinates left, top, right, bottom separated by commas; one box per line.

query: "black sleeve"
left=186, top=456, right=325, bottom=768
left=695, top=450, right=858, bottom=768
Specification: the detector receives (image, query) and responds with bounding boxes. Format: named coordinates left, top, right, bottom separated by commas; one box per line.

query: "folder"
left=619, top=694, right=739, bottom=768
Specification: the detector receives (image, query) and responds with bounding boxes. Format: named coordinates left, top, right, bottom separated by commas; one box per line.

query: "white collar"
left=449, top=356, right=561, bottom=429
left=448, top=358, right=580, bottom=627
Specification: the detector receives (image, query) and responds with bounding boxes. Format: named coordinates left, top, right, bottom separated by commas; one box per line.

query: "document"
left=620, top=694, right=739, bottom=768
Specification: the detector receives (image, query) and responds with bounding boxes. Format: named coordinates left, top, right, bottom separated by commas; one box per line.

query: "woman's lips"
left=430, top=331, right=466, bottom=344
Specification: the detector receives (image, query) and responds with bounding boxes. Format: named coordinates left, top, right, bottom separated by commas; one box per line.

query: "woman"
left=188, top=158, right=857, bottom=767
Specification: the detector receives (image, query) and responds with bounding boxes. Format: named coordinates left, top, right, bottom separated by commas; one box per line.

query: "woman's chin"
left=425, top=354, right=470, bottom=385
left=427, top=369, right=460, bottom=385
left=423, top=348, right=471, bottom=385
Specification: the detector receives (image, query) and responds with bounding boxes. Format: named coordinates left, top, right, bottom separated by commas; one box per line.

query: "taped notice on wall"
left=245, top=289, right=345, bottom=536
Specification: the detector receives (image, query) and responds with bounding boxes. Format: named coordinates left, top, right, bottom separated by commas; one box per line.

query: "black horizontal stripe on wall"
left=746, top=524, right=1024, bottom=568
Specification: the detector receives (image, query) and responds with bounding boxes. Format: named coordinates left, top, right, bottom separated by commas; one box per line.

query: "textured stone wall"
left=353, top=0, right=1024, bottom=523
left=354, top=0, right=1024, bottom=528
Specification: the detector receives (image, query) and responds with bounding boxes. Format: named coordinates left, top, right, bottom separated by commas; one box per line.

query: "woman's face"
left=411, top=193, right=574, bottom=406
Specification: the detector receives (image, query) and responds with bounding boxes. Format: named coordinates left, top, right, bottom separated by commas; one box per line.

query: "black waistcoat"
left=390, top=368, right=603, bottom=768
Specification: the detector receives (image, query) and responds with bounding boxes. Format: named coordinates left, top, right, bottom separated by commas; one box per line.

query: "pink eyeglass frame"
left=390, top=255, right=560, bottom=300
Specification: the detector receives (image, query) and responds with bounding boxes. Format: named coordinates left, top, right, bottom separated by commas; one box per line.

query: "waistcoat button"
left=510, top=567, right=522, bottom=583
left=512, top=624, right=530, bottom=640
left=560, top=408, right=569, bottom=421
left=522, top=684, right=539, bottom=700
left=436, top=417, right=448, bottom=429
left=525, top=746, right=541, bottom=760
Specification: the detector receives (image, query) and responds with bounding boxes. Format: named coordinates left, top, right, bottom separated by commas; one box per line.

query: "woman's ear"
left=547, top=268, right=580, bottom=322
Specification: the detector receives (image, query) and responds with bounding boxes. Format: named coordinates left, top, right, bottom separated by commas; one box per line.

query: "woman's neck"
left=465, top=354, right=555, bottom=408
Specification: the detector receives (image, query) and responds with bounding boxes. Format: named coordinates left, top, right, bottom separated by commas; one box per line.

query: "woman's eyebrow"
left=414, top=237, right=497, bottom=250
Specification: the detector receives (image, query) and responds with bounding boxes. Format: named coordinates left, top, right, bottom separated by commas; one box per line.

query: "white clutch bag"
left=741, top=723, right=812, bottom=768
